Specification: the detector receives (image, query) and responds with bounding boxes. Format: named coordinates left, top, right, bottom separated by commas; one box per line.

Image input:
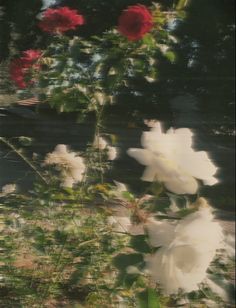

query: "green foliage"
left=0, top=183, right=129, bottom=306
left=137, top=288, right=162, bottom=308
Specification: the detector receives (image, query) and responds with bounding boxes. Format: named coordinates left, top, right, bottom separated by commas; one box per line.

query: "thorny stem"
left=94, top=104, right=105, bottom=183
left=0, top=137, right=48, bottom=185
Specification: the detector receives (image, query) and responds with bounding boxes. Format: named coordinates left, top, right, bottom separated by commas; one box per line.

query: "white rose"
left=128, top=121, right=219, bottom=194
left=145, top=207, right=223, bottom=294
left=44, top=144, right=85, bottom=188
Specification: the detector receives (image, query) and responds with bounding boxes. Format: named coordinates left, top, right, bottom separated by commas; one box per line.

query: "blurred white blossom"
left=128, top=121, right=219, bottom=194
left=144, top=76, right=155, bottom=83
left=145, top=207, right=224, bottom=294
left=93, top=136, right=107, bottom=150
left=93, top=136, right=118, bottom=160
left=107, top=146, right=117, bottom=160
left=145, top=217, right=176, bottom=247
left=113, top=181, right=128, bottom=195
left=0, top=184, right=17, bottom=196
left=41, top=0, right=61, bottom=9
left=44, top=144, right=85, bottom=188
left=144, top=119, right=160, bottom=128
left=94, top=91, right=106, bottom=105
left=176, top=298, right=190, bottom=306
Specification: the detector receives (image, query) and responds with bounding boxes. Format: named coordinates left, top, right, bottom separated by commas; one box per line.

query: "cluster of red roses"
left=10, top=5, right=153, bottom=88
left=10, top=50, right=42, bottom=89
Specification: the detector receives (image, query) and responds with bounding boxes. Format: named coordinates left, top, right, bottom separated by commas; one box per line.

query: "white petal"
left=175, top=151, right=218, bottom=184
left=127, top=148, right=154, bottom=166
left=113, top=181, right=127, bottom=193
left=164, top=174, right=199, bottom=194
left=145, top=218, right=175, bottom=247
left=175, top=207, right=223, bottom=249
left=146, top=244, right=210, bottom=294
left=172, top=128, right=193, bottom=148
left=141, top=166, right=159, bottom=182
left=93, top=136, right=107, bottom=150
left=145, top=208, right=224, bottom=295
left=61, top=177, right=74, bottom=188
left=107, top=146, right=117, bottom=160
left=203, top=176, right=219, bottom=186
left=54, top=144, right=68, bottom=154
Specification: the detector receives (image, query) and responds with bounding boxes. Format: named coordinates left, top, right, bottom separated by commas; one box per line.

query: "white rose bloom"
left=145, top=218, right=176, bottom=247
left=44, top=144, right=85, bottom=188
left=145, top=207, right=224, bottom=294
left=127, top=121, right=219, bottom=194
left=93, top=136, right=107, bottom=150
left=107, top=146, right=117, bottom=160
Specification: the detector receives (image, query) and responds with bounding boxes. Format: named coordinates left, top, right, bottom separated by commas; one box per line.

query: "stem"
left=94, top=104, right=105, bottom=183
left=0, top=137, right=48, bottom=185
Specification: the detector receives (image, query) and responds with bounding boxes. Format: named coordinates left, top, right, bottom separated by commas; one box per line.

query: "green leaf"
left=175, top=0, right=189, bottom=10
left=121, top=191, right=135, bottom=202
left=137, top=288, right=162, bottom=308
left=164, top=51, right=176, bottom=63
left=142, top=34, right=155, bottom=49
left=150, top=182, right=163, bottom=196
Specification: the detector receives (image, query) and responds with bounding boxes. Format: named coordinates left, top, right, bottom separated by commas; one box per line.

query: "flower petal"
left=127, top=148, right=154, bottom=166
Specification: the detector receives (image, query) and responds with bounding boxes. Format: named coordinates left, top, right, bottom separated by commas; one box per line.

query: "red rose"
left=10, top=59, right=27, bottom=88
left=10, top=50, right=42, bottom=89
left=21, top=50, right=42, bottom=63
left=38, top=7, right=85, bottom=34
left=118, top=5, right=153, bottom=41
